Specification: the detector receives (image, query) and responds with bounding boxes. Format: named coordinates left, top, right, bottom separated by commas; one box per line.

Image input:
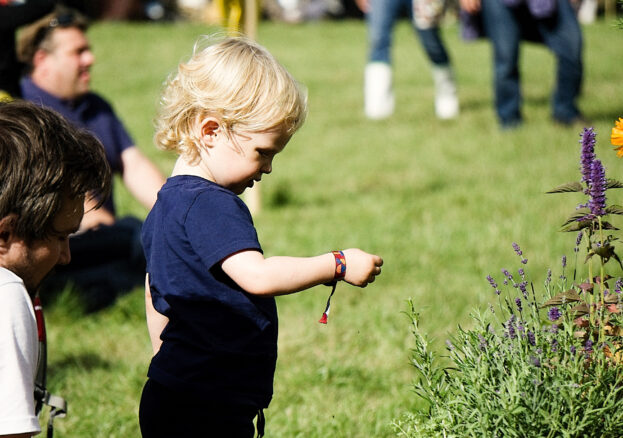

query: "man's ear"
left=32, top=48, right=49, bottom=70
left=0, top=214, right=18, bottom=250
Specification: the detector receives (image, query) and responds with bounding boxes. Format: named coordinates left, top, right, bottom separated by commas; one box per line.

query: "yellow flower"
left=612, top=117, right=623, bottom=157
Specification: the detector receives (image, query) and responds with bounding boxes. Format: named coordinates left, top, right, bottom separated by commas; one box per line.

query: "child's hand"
left=342, top=248, right=383, bottom=287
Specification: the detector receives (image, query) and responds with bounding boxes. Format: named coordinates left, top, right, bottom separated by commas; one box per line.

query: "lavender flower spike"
left=589, top=159, right=606, bottom=217
left=515, top=297, right=523, bottom=312
left=548, top=307, right=562, bottom=321
left=580, top=127, right=596, bottom=187
left=512, top=242, right=523, bottom=256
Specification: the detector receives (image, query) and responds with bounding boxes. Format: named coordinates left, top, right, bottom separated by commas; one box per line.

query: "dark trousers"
left=481, top=0, right=583, bottom=126
left=42, top=216, right=145, bottom=311
left=139, top=379, right=261, bottom=438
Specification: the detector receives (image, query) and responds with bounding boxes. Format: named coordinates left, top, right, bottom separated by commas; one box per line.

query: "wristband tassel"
left=319, top=251, right=346, bottom=324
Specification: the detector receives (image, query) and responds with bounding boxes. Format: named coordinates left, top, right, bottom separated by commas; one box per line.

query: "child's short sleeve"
left=184, top=189, right=262, bottom=270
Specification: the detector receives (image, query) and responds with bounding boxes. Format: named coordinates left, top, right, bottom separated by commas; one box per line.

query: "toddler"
left=138, top=36, right=383, bottom=438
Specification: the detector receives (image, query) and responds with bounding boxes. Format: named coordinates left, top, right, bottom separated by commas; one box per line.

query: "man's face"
left=38, top=27, right=95, bottom=100
left=4, top=197, right=83, bottom=292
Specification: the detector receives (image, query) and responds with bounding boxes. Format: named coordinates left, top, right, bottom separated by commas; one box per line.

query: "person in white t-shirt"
left=0, top=100, right=110, bottom=437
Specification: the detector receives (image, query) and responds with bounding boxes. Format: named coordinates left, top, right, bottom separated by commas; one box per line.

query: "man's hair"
left=154, top=35, right=308, bottom=163
left=0, top=100, right=111, bottom=241
left=17, top=6, right=89, bottom=73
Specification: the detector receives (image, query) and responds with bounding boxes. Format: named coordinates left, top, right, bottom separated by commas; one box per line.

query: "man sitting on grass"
left=0, top=100, right=110, bottom=437
left=17, top=6, right=165, bottom=311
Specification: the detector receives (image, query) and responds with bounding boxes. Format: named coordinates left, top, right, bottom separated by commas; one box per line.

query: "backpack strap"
left=33, top=295, right=67, bottom=438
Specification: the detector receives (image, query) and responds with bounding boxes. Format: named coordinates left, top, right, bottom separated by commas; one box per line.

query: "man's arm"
left=120, top=146, right=166, bottom=210
left=79, top=195, right=115, bottom=231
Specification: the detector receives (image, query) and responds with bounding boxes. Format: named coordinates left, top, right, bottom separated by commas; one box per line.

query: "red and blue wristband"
left=319, top=251, right=346, bottom=324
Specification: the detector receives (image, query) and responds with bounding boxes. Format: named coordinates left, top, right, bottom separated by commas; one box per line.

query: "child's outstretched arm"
left=220, top=248, right=383, bottom=296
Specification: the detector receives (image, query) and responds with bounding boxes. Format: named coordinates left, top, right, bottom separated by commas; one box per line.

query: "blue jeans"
left=367, top=0, right=450, bottom=66
left=481, top=0, right=583, bottom=125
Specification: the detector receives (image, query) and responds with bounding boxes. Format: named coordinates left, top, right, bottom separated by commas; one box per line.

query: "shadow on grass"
left=48, top=352, right=112, bottom=375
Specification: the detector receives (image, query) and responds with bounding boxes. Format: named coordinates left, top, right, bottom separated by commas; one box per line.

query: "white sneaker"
left=364, top=62, right=394, bottom=119
left=432, top=65, right=459, bottom=120
left=578, top=0, right=597, bottom=24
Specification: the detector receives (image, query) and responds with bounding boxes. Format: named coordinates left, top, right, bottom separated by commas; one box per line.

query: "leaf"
left=612, top=251, right=623, bottom=270
left=607, top=179, right=623, bottom=189
left=561, top=220, right=593, bottom=232
left=605, top=205, right=623, bottom=215
left=600, top=221, right=619, bottom=230
left=571, top=303, right=590, bottom=317
left=546, top=181, right=583, bottom=194
left=562, top=209, right=590, bottom=226
left=541, top=290, right=582, bottom=307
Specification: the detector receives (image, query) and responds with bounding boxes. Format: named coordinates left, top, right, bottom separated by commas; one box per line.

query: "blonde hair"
left=155, top=35, right=308, bottom=163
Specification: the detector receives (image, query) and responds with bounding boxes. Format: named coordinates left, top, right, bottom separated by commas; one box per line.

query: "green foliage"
left=397, top=125, right=623, bottom=437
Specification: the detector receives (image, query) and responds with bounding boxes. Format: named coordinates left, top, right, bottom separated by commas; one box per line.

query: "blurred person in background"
left=356, top=0, right=459, bottom=120
left=459, top=0, right=584, bottom=128
left=17, top=6, right=166, bottom=311
left=0, top=0, right=56, bottom=101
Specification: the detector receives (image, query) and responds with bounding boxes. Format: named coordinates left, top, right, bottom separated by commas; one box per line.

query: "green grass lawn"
left=41, top=18, right=623, bottom=437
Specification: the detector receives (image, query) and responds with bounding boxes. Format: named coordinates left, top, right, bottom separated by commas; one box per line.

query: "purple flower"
left=580, top=127, right=596, bottom=187
left=505, top=315, right=517, bottom=339
left=561, top=255, right=567, bottom=268
left=584, top=339, right=593, bottom=356
left=512, top=242, right=523, bottom=256
left=530, top=356, right=541, bottom=367
left=521, top=258, right=528, bottom=265
left=502, top=269, right=513, bottom=281
left=570, top=345, right=577, bottom=355
left=546, top=269, right=552, bottom=284
left=527, top=330, right=536, bottom=346
left=478, top=334, right=487, bottom=351
left=548, top=307, right=562, bottom=321
left=486, top=275, right=497, bottom=288
left=550, top=324, right=558, bottom=333
left=615, top=278, right=623, bottom=294
left=518, top=268, right=525, bottom=278
left=515, top=297, right=523, bottom=312
left=551, top=339, right=559, bottom=352
left=486, top=275, right=501, bottom=295
left=519, top=281, right=528, bottom=298
left=588, top=159, right=606, bottom=217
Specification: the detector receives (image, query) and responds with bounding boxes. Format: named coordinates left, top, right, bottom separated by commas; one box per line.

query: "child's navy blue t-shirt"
left=142, top=175, right=278, bottom=408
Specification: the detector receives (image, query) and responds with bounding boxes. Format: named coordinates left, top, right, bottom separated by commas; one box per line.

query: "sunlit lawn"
left=41, top=18, right=622, bottom=437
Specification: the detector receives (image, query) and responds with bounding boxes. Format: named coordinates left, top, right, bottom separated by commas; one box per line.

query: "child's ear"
left=198, top=117, right=222, bottom=147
